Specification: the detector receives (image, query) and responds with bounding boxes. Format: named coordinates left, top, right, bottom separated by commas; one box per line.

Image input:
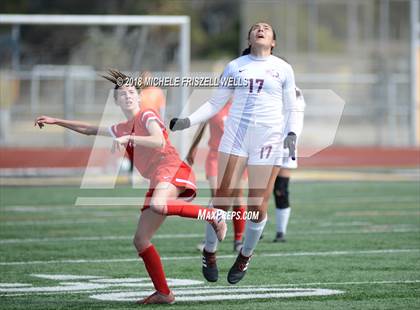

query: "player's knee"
left=149, top=197, right=166, bottom=215
left=133, top=235, right=150, bottom=252
left=273, top=176, right=290, bottom=209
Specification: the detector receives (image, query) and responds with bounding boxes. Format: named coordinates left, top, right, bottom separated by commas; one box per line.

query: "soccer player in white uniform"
left=170, top=22, right=305, bottom=284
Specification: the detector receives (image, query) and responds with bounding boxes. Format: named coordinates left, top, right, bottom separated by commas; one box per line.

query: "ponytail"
left=241, top=46, right=251, bottom=56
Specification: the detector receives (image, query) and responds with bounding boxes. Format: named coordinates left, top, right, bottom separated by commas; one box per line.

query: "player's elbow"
left=157, top=137, right=166, bottom=149
left=152, top=135, right=165, bottom=149
left=85, top=127, right=98, bottom=136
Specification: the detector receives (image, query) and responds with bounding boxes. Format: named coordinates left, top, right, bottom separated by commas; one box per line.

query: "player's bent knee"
left=273, top=176, right=290, bottom=209
left=133, top=236, right=151, bottom=252
left=149, top=198, right=166, bottom=215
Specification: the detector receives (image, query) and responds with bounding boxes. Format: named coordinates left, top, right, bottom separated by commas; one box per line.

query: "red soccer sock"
left=166, top=200, right=216, bottom=220
left=138, top=244, right=170, bottom=295
left=233, top=206, right=246, bottom=241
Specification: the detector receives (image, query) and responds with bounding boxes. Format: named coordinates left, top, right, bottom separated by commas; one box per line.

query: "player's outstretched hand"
left=283, top=132, right=297, bottom=160
left=169, top=118, right=190, bottom=131
left=34, top=116, right=57, bottom=129
left=112, top=135, right=131, bottom=153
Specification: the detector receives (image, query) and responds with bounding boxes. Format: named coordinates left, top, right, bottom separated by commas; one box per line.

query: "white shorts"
left=218, top=119, right=284, bottom=165
left=275, top=147, right=298, bottom=169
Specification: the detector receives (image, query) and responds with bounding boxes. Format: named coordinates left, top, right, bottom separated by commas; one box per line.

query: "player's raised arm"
left=170, top=64, right=235, bottom=131
left=34, top=115, right=111, bottom=136
left=283, top=65, right=305, bottom=136
left=282, top=65, right=305, bottom=160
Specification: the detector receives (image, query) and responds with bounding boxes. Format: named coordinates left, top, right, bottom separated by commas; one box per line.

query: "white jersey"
left=222, top=54, right=296, bottom=127
left=189, top=54, right=304, bottom=133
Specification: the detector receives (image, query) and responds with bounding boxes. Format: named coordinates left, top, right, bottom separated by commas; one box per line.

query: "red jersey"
left=109, top=109, right=183, bottom=180
left=208, top=101, right=232, bottom=152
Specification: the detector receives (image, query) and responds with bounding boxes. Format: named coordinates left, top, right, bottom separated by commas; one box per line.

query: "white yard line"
left=1, top=227, right=419, bottom=245
left=336, top=211, right=420, bottom=216
left=0, top=218, right=137, bottom=226
left=3, top=194, right=419, bottom=211
left=2, top=206, right=138, bottom=212
left=0, top=248, right=418, bottom=266
left=0, top=233, right=202, bottom=244
left=0, top=219, right=372, bottom=227
left=1, top=279, right=419, bottom=297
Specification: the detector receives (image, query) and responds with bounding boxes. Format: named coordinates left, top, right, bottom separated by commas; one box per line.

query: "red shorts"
left=142, top=161, right=196, bottom=211
left=205, top=149, right=248, bottom=180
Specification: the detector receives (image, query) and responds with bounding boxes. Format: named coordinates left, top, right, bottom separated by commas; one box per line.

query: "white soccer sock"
left=275, top=207, right=291, bottom=234
left=241, top=217, right=267, bottom=257
left=204, top=203, right=218, bottom=253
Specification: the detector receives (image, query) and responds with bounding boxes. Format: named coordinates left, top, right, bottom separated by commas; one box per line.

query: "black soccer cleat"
left=202, top=248, right=218, bottom=282
left=227, top=251, right=252, bottom=284
left=273, top=232, right=286, bottom=243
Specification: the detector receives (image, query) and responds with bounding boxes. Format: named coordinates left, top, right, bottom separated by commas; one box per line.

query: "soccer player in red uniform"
left=187, top=100, right=246, bottom=253
left=34, top=70, right=227, bottom=304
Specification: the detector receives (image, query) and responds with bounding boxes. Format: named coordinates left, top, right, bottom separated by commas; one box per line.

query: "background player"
left=170, top=22, right=304, bottom=284
left=139, top=71, right=166, bottom=118
left=186, top=99, right=246, bottom=253
left=34, top=70, right=227, bottom=304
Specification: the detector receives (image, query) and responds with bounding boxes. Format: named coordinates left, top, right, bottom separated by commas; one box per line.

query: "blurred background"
left=0, top=0, right=418, bottom=184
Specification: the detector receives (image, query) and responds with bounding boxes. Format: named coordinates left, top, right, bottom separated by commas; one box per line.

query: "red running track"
left=0, top=147, right=419, bottom=169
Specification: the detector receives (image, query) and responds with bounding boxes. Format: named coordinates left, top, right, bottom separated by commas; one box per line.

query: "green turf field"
left=0, top=181, right=419, bottom=309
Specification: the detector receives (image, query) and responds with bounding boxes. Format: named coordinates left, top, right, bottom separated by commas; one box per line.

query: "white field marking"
left=4, top=194, right=419, bottom=212
left=2, top=279, right=419, bottom=298
left=2, top=218, right=413, bottom=231
left=2, top=226, right=419, bottom=245
left=299, top=226, right=420, bottom=234
left=0, top=219, right=116, bottom=226
left=0, top=283, right=32, bottom=287
left=34, top=276, right=203, bottom=288
left=0, top=236, right=132, bottom=244
left=75, top=196, right=420, bottom=206
left=0, top=282, right=106, bottom=293
left=317, top=221, right=371, bottom=227
left=2, top=206, right=70, bottom=212
left=0, top=248, right=418, bottom=266
left=75, top=197, right=144, bottom=206
left=32, top=274, right=103, bottom=281
left=336, top=211, right=420, bottom=216
left=0, top=277, right=203, bottom=294
left=0, top=233, right=203, bottom=244
left=0, top=217, right=370, bottom=227
left=310, top=196, right=420, bottom=204
left=89, top=278, right=149, bottom=283
left=0, top=219, right=131, bottom=226
left=90, top=288, right=344, bottom=302
left=2, top=206, right=138, bottom=213
left=75, top=197, right=242, bottom=206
